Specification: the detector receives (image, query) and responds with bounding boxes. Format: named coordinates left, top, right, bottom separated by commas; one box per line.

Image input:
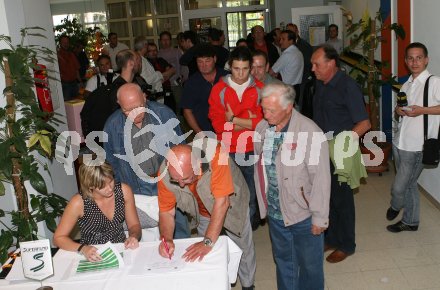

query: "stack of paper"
left=76, top=242, right=124, bottom=273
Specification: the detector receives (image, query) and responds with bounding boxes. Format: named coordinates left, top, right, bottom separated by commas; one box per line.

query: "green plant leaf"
left=45, top=216, right=57, bottom=232
left=13, top=137, right=27, bottom=154
left=0, top=181, right=4, bottom=196
left=0, top=230, right=14, bottom=251
left=18, top=222, right=32, bottom=240
left=28, top=133, right=39, bottom=148
left=39, top=135, right=52, bottom=156
left=30, top=197, right=40, bottom=210
left=29, top=172, right=47, bottom=194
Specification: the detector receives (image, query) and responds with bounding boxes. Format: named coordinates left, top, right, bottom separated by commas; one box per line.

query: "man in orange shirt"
left=57, top=35, right=81, bottom=100
left=158, top=141, right=256, bottom=290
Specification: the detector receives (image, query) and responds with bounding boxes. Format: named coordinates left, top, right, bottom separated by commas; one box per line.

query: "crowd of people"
left=53, top=22, right=440, bottom=290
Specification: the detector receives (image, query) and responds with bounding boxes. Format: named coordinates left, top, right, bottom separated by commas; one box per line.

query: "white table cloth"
left=1, top=236, right=242, bottom=290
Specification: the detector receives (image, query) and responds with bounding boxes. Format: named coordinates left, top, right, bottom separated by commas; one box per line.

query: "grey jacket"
left=253, top=112, right=331, bottom=228
left=159, top=141, right=250, bottom=237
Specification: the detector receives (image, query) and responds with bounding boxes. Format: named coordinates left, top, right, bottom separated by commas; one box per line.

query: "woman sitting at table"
left=54, top=161, right=141, bottom=262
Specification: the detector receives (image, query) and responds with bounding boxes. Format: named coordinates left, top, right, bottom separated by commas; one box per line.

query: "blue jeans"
left=229, top=152, right=258, bottom=223
left=390, top=145, right=424, bottom=226
left=268, top=216, right=324, bottom=290
left=174, top=208, right=190, bottom=239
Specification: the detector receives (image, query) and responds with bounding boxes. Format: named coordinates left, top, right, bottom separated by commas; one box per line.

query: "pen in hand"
left=161, top=237, right=172, bottom=260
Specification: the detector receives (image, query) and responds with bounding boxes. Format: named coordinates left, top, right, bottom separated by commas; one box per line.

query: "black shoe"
left=242, top=286, right=255, bottom=290
left=386, top=207, right=400, bottom=221
left=387, top=221, right=418, bottom=233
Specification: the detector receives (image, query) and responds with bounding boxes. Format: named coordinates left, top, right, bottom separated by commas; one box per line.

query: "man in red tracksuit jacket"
left=209, top=46, right=264, bottom=232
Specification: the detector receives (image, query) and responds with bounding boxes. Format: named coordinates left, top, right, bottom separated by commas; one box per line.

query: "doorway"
left=226, top=11, right=265, bottom=48
left=181, top=0, right=270, bottom=49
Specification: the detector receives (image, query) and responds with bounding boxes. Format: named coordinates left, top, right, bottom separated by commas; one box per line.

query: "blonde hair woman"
left=54, top=162, right=141, bottom=262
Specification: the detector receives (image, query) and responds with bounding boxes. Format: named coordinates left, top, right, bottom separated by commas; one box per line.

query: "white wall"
left=412, top=0, right=440, bottom=203
left=50, top=0, right=105, bottom=15
left=272, top=0, right=324, bottom=28
left=0, top=0, right=78, bottom=239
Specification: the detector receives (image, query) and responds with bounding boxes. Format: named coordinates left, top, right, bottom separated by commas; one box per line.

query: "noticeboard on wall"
left=291, top=5, right=343, bottom=47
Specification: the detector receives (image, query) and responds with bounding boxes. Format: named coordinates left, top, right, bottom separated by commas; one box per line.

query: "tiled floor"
left=234, top=166, right=440, bottom=290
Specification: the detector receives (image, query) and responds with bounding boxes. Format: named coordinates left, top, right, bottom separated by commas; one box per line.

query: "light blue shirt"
left=271, top=44, right=304, bottom=86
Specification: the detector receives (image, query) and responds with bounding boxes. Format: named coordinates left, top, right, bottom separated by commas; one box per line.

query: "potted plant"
left=0, top=28, right=67, bottom=263
left=53, top=16, right=103, bottom=61
left=343, top=9, right=405, bottom=174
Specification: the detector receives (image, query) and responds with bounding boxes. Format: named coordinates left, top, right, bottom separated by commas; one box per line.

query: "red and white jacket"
left=208, top=75, right=264, bottom=153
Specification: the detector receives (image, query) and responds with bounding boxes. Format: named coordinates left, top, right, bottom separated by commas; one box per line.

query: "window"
left=226, top=11, right=265, bottom=48
left=106, top=0, right=182, bottom=47
left=52, top=12, right=108, bottom=37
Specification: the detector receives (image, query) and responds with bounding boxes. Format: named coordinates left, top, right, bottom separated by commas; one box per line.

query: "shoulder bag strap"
left=423, top=75, right=433, bottom=140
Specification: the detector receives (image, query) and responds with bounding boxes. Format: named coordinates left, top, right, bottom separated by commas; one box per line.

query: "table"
left=1, top=236, right=242, bottom=290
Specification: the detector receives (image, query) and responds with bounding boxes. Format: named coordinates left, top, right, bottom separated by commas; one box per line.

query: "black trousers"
left=325, top=162, right=356, bottom=254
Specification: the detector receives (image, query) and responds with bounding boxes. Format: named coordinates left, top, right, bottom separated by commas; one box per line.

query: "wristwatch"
left=203, top=237, right=214, bottom=247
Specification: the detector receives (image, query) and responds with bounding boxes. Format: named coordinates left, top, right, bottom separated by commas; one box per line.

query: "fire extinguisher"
left=34, top=64, right=54, bottom=113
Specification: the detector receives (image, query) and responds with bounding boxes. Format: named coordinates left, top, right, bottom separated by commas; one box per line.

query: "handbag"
left=422, top=75, right=440, bottom=166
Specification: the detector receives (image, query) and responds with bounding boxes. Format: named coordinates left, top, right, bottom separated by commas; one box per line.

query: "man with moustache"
left=311, top=44, right=371, bottom=263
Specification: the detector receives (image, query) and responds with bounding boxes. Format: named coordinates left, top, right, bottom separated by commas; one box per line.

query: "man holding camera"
left=387, top=42, right=440, bottom=233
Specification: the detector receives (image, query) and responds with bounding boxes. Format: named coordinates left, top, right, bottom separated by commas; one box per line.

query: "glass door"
left=180, top=0, right=269, bottom=49
left=188, top=16, right=223, bottom=43
left=226, top=10, right=265, bottom=48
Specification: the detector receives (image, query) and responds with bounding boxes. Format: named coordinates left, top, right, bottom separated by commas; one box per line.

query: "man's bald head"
left=117, top=83, right=143, bottom=103
left=117, top=83, right=146, bottom=126
left=167, top=144, right=199, bottom=188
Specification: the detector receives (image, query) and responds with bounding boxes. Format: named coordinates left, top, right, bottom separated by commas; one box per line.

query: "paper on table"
left=76, top=242, right=124, bottom=273
left=128, top=242, right=186, bottom=275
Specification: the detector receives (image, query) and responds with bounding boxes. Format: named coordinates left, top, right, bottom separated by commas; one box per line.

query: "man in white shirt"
left=326, top=24, right=343, bottom=55
left=84, top=55, right=119, bottom=98
left=133, top=36, right=164, bottom=95
left=387, top=42, right=440, bottom=233
left=270, top=29, right=304, bottom=102
left=102, top=32, right=129, bottom=71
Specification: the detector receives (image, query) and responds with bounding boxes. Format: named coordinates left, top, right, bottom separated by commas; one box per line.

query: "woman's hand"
left=81, top=245, right=102, bottom=262
left=124, top=236, right=139, bottom=249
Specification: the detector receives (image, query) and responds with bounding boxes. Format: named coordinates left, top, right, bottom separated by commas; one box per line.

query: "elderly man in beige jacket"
left=253, top=82, right=330, bottom=290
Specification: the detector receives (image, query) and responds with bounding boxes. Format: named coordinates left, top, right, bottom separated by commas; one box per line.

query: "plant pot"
left=360, top=141, right=392, bottom=176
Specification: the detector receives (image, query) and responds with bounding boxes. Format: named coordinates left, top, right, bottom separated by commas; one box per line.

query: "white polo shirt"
left=394, top=70, right=440, bottom=151
left=271, top=44, right=304, bottom=86
left=103, top=42, right=129, bottom=71
left=85, top=73, right=119, bottom=93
